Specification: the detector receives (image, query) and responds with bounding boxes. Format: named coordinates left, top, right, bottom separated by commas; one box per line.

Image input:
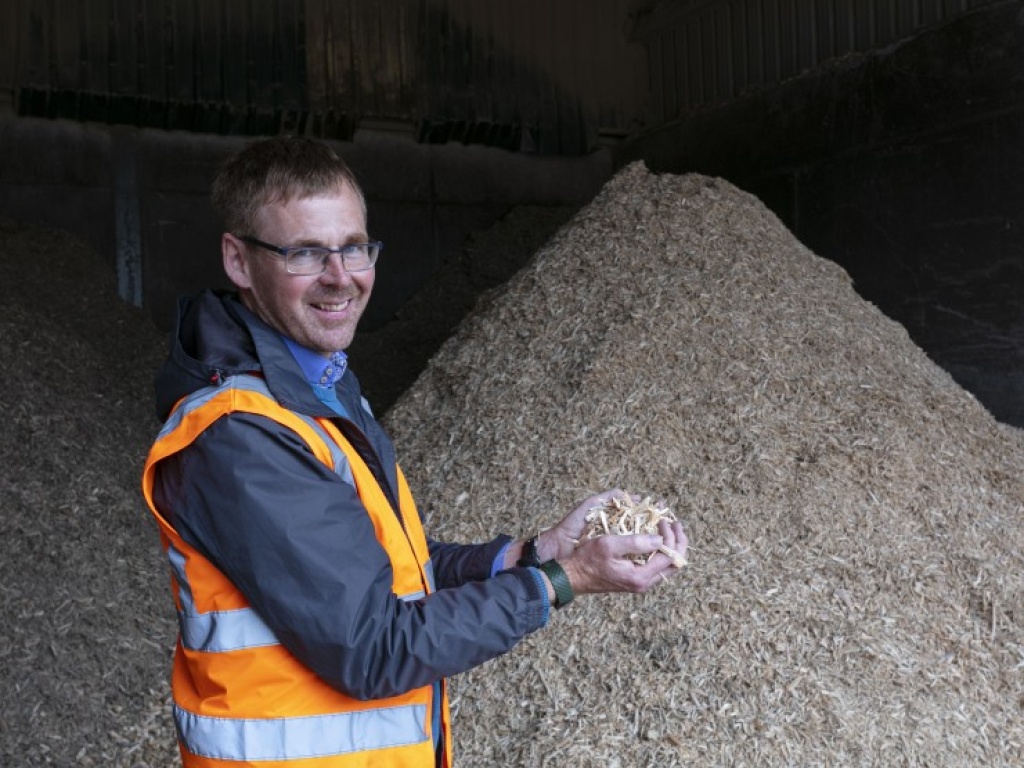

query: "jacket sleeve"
left=428, top=536, right=512, bottom=588
left=151, top=411, right=549, bottom=700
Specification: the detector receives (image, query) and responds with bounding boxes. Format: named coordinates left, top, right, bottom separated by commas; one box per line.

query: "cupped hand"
left=535, top=488, right=634, bottom=562
left=559, top=517, right=688, bottom=596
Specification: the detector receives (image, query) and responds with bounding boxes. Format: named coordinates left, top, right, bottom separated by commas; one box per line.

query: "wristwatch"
left=538, top=559, right=574, bottom=609
left=516, top=535, right=542, bottom=568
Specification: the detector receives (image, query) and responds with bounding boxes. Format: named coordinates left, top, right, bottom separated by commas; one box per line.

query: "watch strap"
left=538, top=559, right=574, bottom=609
left=516, top=535, right=542, bottom=568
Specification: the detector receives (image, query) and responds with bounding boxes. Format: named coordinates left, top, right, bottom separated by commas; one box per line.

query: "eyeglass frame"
left=237, top=234, right=383, bottom=275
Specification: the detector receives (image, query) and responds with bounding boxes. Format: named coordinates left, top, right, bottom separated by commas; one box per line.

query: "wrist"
left=514, top=534, right=542, bottom=569
left=515, top=528, right=560, bottom=568
left=534, top=529, right=558, bottom=563
left=538, top=559, right=575, bottom=608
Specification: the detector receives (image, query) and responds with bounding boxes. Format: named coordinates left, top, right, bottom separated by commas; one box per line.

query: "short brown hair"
left=211, top=136, right=366, bottom=236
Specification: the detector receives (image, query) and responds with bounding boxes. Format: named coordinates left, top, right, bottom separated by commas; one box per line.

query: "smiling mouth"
left=313, top=299, right=352, bottom=312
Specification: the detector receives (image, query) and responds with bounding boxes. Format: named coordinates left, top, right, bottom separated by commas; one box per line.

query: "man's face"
left=223, top=185, right=375, bottom=356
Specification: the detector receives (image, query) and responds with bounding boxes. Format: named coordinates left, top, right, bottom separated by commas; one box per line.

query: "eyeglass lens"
left=286, top=244, right=379, bottom=274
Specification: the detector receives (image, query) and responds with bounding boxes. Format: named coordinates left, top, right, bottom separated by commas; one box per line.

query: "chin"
left=324, top=333, right=356, bottom=353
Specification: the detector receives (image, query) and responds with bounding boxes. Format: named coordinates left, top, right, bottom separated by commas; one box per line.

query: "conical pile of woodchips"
left=384, top=163, right=1024, bottom=767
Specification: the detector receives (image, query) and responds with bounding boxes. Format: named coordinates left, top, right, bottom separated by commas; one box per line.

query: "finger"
left=567, top=490, right=618, bottom=532
left=578, top=488, right=626, bottom=514
left=655, top=521, right=688, bottom=567
left=667, top=522, right=688, bottom=553
left=656, top=544, right=687, bottom=568
left=612, top=532, right=664, bottom=560
left=656, top=519, right=680, bottom=545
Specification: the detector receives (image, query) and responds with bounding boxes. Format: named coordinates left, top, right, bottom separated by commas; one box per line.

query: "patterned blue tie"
left=319, top=351, right=348, bottom=388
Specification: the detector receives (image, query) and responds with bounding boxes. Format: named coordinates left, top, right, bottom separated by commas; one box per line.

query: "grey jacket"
left=150, top=289, right=548, bottom=699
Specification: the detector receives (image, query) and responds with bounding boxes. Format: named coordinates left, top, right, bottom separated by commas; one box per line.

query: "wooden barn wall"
left=632, top=0, right=1004, bottom=123
left=404, top=0, right=646, bottom=153
left=7, top=0, right=308, bottom=135
left=4, top=0, right=646, bottom=156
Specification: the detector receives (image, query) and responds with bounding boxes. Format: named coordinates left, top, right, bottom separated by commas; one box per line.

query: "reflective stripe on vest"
left=169, top=543, right=433, bottom=653
left=156, top=375, right=356, bottom=488
left=174, top=701, right=428, bottom=762
left=167, top=544, right=278, bottom=652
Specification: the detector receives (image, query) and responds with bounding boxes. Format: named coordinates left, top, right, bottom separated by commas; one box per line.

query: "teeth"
left=316, top=300, right=350, bottom=311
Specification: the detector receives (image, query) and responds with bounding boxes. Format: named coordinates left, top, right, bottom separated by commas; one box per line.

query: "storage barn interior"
left=1, top=0, right=1021, bottom=426
left=3, top=3, right=1024, bottom=767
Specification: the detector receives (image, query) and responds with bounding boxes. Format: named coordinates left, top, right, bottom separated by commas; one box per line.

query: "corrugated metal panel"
left=632, top=0, right=1003, bottom=124
left=7, top=0, right=647, bottom=155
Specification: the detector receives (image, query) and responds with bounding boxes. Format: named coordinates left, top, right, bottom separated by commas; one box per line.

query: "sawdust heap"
left=5, top=161, right=1022, bottom=767
left=0, top=201, right=567, bottom=767
left=385, top=164, right=1024, bottom=766
left=0, top=220, right=176, bottom=767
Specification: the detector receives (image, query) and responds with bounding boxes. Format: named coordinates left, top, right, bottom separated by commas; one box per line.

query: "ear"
left=222, top=233, right=253, bottom=290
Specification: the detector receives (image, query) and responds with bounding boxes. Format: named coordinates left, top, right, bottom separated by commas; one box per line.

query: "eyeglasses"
left=238, top=235, right=382, bottom=275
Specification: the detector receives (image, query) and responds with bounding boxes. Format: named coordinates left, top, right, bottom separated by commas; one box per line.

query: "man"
left=142, top=136, right=687, bottom=767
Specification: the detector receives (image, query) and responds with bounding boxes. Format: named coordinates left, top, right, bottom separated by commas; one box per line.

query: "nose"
left=318, top=253, right=354, bottom=285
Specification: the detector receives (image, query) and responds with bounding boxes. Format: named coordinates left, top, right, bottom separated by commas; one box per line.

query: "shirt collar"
left=281, top=336, right=348, bottom=389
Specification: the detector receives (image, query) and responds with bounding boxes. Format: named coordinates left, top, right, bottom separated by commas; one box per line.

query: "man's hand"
left=535, top=489, right=634, bottom=562
left=521, top=489, right=688, bottom=598
left=560, top=517, right=687, bottom=596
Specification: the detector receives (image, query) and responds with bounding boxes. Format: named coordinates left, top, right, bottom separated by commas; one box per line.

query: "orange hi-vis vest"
left=141, top=375, right=452, bottom=767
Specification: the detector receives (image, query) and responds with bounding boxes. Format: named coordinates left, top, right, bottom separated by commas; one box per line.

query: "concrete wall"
left=616, top=0, right=1024, bottom=428
left=0, top=112, right=114, bottom=264
left=0, top=112, right=612, bottom=332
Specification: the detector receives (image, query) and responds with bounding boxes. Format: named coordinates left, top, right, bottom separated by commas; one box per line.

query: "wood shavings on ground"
left=7, top=160, right=1023, bottom=767
left=0, top=220, right=178, bottom=767
left=0, top=203, right=570, bottom=767
left=385, top=163, right=1024, bottom=766
left=582, top=495, right=687, bottom=566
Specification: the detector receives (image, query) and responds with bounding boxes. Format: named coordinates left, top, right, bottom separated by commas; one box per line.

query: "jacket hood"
left=153, top=289, right=330, bottom=421
left=153, top=290, right=259, bottom=419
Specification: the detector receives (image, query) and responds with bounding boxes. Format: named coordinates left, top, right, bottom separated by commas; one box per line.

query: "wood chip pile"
left=0, top=220, right=177, bottom=767
left=5, top=161, right=1022, bottom=767
left=384, top=164, right=1024, bottom=766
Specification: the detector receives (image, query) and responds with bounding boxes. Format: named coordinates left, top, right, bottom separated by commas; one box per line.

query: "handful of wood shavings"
left=582, top=495, right=687, bottom=567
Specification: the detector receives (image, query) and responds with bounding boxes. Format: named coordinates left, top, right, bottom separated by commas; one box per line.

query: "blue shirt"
left=281, top=337, right=349, bottom=418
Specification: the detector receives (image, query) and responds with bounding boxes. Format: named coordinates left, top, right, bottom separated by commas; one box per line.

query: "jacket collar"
left=155, top=289, right=353, bottom=422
